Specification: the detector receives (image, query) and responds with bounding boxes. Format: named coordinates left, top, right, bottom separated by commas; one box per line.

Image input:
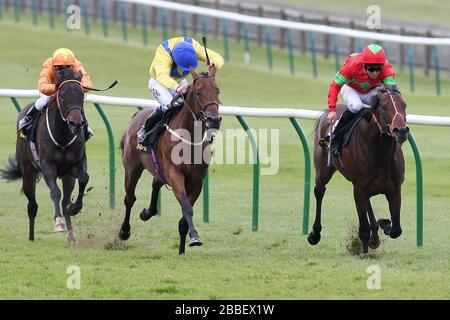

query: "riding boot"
left=331, top=109, right=357, bottom=157
left=18, top=104, right=39, bottom=135
left=137, top=106, right=165, bottom=145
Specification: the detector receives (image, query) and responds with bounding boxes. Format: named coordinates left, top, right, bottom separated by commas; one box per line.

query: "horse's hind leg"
left=119, top=162, right=144, bottom=241
left=367, top=199, right=380, bottom=249
left=308, top=146, right=336, bottom=245
left=62, top=175, right=76, bottom=244
left=140, top=178, right=163, bottom=221
left=23, top=168, right=38, bottom=241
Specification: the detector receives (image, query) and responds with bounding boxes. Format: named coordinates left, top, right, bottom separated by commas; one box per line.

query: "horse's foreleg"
left=170, top=171, right=203, bottom=253
left=67, top=158, right=89, bottom=216
left=22, top=168, right=38, bottom=241
left=140, top=178, right=163, bottom=221
left=308, top=146, right=336, bottom=246
left=41, top=160, right=65, bottom=233
left=385, top=190, right=402, bottom=239
left=367, top=199, right=380, bottom=249
left=307, top=186, right=326, bottom=245
left=62, top=175, right=76, bottom=244
left=354, top=188, right=370, bottom=254
left=119, top=164, right=143, bottom=241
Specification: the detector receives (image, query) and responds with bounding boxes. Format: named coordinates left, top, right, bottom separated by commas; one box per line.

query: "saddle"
left=329, top=108, right=372, bottom=155
left=138, top=104, right=184, bottom=153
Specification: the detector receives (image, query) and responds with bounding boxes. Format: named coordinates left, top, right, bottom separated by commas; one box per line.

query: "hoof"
left=54, top=217, right=67, bottom=233
left=368, top=235, right=380, bottom=250
left=389, top=226, right=402, bottom=239
left=119, top=228, right=131, bottom=241
left=67, top=232, right=76, bottom=245
left=139, top=208, right=154, bottom=222
left=307, top=231, right=321, bottom=245
left=66, top=202, right=82, bottom=216
left=377, top=219, right=392, bottom=235
left=188, top=236, right=203, bottom=247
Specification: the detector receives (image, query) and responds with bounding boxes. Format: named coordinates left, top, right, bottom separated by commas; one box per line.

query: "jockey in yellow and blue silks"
left=137, top=36, right=224, bottom=144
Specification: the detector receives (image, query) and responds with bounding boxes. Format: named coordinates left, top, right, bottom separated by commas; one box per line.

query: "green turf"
left=0, top=15, right=449, bottom=300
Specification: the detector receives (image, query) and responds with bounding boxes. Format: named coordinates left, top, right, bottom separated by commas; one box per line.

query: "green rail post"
left=433, top=46, right=441, bottom=96
left=180, top=12, right=188, bottom=35
left=332, top=35, right=340, bottom=71
left=32, top=0, right=39, bottom=26
left=93, top=103, right=116, bottom=210
left=203, top=172, right=209, bottom=223
left=82, top=0, right=90, bottom=35
left=11, top=97, right=23, bottom=113
left=289, top=118, right=311, bottom=235
left=13, top=0, right=20, bottom=23
left=222, top=19, right=229, bottom=62
left=407, top=131, right=423, bottom=247
left=287, top=29, right=295, bottom=75
left=407, top=44, right=415, bottom=93
left=243, top=23, right=251, bottom=64
left=140, top=5, right=148, bottom=46
left=48, top=0, right=55, bottom=30
left=308, top=32, right=318, bottom=78
left=100, top=0, right=108, bottom=37
left=161, top=8, right=168, bottom=41
left=120, top=2, right=128, bottom=42
left=236, top=115, right=260, bottom=231
left=264, top=26, right=273, bottom=70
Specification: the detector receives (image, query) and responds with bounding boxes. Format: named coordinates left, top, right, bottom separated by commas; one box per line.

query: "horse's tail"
left=0, top=154, right=22, bottom=181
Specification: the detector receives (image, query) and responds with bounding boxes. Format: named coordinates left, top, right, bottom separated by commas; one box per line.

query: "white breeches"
left=341, top=84, right=379, bottom=114
left=35, top=93, right=54, bottom=111
left=148, top=78, right=189, bottom=111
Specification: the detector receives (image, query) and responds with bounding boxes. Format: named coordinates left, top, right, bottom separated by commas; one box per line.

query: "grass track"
left=0, top=16, right=449, bottom=299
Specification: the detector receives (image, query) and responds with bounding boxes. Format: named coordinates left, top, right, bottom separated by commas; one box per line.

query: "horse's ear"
left=190, top=66, right=198, bottom=79
left=371, top=94, right=380, bottom=109
left=209, top=64, right=217, bottom=77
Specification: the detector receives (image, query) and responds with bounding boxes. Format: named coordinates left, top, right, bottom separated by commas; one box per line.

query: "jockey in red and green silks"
left=326, top=44, right=398, bottom=134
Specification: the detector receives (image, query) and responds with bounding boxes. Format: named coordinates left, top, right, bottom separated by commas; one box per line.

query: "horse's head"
left=371, top=88, right=409, bottom=144
left=55, top=69, right=86, bottom=135
left=188, top=65, right=222, bottom=130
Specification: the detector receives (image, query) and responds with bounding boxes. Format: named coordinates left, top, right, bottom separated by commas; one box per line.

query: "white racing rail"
left=117, top=0, right=450, bottom=46
left=1, top=89, right=450, bottom=126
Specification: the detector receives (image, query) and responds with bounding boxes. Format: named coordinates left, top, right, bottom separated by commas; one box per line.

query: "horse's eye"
left=196, top=92, right=201, bottom=97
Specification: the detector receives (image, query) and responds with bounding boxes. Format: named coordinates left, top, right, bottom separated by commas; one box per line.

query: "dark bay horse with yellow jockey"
left=310, top=88, right=409, bottom=254
left=1, top=70, right=91, bottom=244
left=119, top=65, right=221, bottom=255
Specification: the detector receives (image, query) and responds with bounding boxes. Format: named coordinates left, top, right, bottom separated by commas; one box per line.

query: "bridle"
left=183, top=74, right=220, bottom=123
left=47, top=79, right=85, bottom=148
left=164, top=74, right=221, bottom=146
left=371, top=89, right=406, bottom=137
left=55, top=79, right=86, bottom=124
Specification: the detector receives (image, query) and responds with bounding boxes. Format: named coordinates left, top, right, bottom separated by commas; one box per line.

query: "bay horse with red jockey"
left=309, top=88, right=409, bottom=253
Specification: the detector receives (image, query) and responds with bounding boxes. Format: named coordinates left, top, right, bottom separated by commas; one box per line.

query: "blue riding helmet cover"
left=172, top=41, right=198, bottom=71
